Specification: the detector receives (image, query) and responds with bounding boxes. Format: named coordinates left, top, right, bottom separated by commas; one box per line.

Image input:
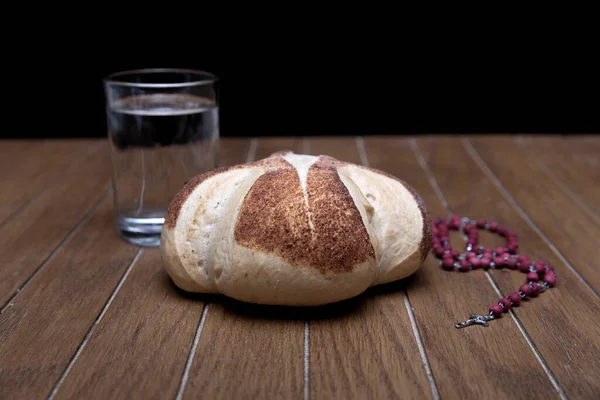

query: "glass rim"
left=104, top=68, right=218, bottom=88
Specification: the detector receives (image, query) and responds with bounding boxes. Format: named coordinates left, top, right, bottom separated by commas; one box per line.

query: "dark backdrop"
left=5, top=22, right=599, bottom=139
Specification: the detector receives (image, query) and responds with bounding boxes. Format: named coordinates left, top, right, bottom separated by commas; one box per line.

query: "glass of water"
left=104, top=69, right=219, bottom=247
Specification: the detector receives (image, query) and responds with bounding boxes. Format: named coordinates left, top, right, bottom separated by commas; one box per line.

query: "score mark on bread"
left=234, top=157, right=375, bottom=274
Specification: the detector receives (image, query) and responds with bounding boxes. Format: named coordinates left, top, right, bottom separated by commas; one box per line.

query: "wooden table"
left=1, top=135, right=599, bottom=400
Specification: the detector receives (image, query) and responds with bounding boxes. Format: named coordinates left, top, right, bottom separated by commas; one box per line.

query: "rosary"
left=431, top=216, right=556, bottom=329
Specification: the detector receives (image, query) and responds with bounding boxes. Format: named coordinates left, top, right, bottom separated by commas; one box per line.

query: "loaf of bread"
left=161, top=151, right=432, bottom=306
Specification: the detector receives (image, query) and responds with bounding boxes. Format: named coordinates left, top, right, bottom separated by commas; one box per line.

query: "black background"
left=5, top=16, right=599, bottom=139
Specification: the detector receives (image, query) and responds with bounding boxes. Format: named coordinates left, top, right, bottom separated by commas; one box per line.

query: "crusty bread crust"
left=165, top=166, right=231, bottom=228
left=165, top=155, right=290, bottom=229
left=235, top=157, right=375, bottom=274
left=356, top=165, right=433, bottom=262
left=161, top=152, right=432, bottom=306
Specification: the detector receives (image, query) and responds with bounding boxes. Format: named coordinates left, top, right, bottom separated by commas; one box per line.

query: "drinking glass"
left=104, top=69, right=219, bottom=247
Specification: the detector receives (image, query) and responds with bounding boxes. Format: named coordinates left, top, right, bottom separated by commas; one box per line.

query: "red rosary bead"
left=498, top=298, right=511, bottom=312
left=529, top=283, right=541, bottom=297
left=480, top=257, right=491, bottom=268
left=545, top=272, right=557, bottom=287
left=459, top=259, right=470, bottom=272
left=518, top=260, right=532, bottom=272
left=526, top=271, right=539, bottom=282
left=489, top=304, right=503, bottom=316
left=508, top=292, right=521, bottom=305
left=535, top=263, right=546, bottom=275
left=519, top=283, right=534, bottom=296
left=506, top=258, right=518, bottom=269
left=450, top=217, right=460, bottom=229
left=441, top=258, right=454, bottom=270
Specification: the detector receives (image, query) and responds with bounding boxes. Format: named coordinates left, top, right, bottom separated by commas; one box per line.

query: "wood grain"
left=0, top=139, right=102, bottom=223
left=183, top=301, right=304, bottom=400
left=0, top=143, right=112, bottom=306
left=565, top=134, right=600, bottom=152
left=0, top=140, right=46, bottom=169
left=0, top=140, right=97, bottom=173
left=0, top=139, right=31, bottom=159
left=418, top=135, right=600, bottom=399
left=254, top=136, right=306, bottom=160
left=362, top=136, right=560, bottom=400
left=0, top=198, right=139, bottom=399
left=519, top=135, right=600, bottom=216
left=468, top=135, right=600, bottom=294
left=308, top=137, right=434, bottom=400
left=52, top=249, right=204, bottom=400
left=181, top=138, right=306, bottom=400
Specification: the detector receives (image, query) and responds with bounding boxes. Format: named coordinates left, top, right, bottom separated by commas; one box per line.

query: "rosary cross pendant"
left=455, top=312, right=495, bottom=329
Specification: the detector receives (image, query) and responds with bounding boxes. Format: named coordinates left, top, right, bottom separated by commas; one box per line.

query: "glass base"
left=117, top=213, right=164, bottom=247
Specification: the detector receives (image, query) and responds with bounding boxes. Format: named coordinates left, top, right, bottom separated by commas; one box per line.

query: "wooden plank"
left=418, top=135, right=600, bottom=399
left=182, top=301, right=304, bottom=399
left=0, top=139, right=102, bottom=223
left=0, top=139, right=95, bottom=173
left=51, top=138, right=253, bottom=400
left=519, top=135, right=600, bottom=215
left=181, top=138, right=305, bottom=400
left=565, top=134, right=600, bottom=151
left=564, top=135, right=600, bottom=169
left=254, top=136, right=306, bottom=159
left=0, top=143, right=112, bottom=306
left=51, top=248, right=204, bottom=400
left=0, top=139, right=39, bottom=163
left=362, top=136, right=560, bottom=400
left=468, top=135, right=600, bottom=294
left=253, top=137, right=304, bottom=159
left=309, top=137, right=434, bottom=400
left=0, top=197, right=139, bottom=399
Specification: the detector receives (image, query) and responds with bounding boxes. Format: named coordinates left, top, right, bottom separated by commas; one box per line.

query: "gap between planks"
left=0, top=141, right=105, bottom=230
left=409, top=137, right=568, bottom=399
left=1, top=189, right=111, bottom=313
left=47, top=248, right=144, bottom=400
left=304, top=320, right=310, bottom=400
left=515, top=135, right=600, bottom=223
left=461, top=137, right=599, bottom=301
left=356, top=136, right=440, bottom=400
left=175, top=303, right=210, bottom=400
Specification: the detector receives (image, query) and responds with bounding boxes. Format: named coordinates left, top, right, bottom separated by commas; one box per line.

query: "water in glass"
left=107, top=92, right=218, bottom=246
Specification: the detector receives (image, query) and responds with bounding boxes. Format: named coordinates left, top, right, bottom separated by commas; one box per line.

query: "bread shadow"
left=172, top=273, right=418, bottom=322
